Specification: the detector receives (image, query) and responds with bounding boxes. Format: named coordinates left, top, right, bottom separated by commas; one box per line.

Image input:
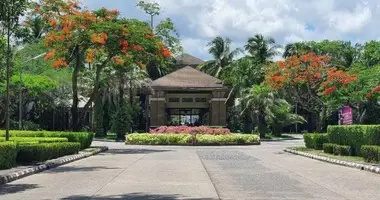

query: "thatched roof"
left=151, top=66, right=227, bottom=90
left=175, top=54, right=204, bottom=67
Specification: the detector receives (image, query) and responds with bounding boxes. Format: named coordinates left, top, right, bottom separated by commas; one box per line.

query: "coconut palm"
left=198, top=36, right=241, bottom=78
left=283, top=42, right=311, bottom=58
left=245, top=34, right=280, bottom=63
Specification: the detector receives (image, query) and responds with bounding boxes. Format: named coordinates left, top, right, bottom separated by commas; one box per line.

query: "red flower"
left=367, top=93, right=372, bottom=100
left=53, top=58, right=68, bottom=68
left=372, top=86, right=380, bottom=93
left=131, top=44, right=144, bottom=51
left=44, top=50, right=56, bottom=60
left=322, top=87, right=336, bottom=95
left=160, top=47, right=171, bottom=58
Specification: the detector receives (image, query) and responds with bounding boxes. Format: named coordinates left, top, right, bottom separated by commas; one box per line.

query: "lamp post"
left=18, top=52, right=46, bottom=129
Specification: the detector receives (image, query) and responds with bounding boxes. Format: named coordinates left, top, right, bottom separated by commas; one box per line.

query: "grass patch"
left=263, top=134, right=295, bottom=140
left=290, top=147, right=367, bottom=164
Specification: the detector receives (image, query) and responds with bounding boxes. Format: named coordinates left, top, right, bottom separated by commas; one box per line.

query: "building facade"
left=149, top=66, right=230, bottom=128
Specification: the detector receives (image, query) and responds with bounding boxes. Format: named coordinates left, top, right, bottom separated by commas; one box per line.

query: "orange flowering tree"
left=30, top=0, right=172, bottom=131
left=264, top=53, right=357, bottom=131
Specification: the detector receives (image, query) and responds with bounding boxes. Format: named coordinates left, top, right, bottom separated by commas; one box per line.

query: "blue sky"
left=84, top=0, right=380, bottom=61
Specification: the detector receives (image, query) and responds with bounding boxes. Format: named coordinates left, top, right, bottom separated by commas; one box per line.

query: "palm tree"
left=283, top=43, right=309, bottom=58
left=198, top=36, right=241, bottom=78
left=245, top=34, right=280, bottom=63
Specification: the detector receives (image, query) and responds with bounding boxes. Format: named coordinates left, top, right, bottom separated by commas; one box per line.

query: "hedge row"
left=0, top=142, right=18, bottom=169
left=17, top=142, right=81, bottom=163
left=0, top=131, right=94, bottom=149
left=323, top=143, right=352, bottom=156
left=0, top=137, right=69, bottom=144
left=150, top=126, right=231, bottom=135
left=125, top=133, right=260, bottom=145
left=303, top=133, right=328, bottom=150
left=361, top=145, right=380, bottom=163
left=328, top=125, right=380, bottom=155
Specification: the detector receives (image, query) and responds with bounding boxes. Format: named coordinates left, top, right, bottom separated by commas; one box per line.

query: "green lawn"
left=290, top=147, right=368, bottom=164
left=263, top=134, right=295, bottom=140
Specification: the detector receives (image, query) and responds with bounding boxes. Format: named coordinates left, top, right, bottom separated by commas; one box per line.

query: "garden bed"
left=125, top=133, right=260, bottom=146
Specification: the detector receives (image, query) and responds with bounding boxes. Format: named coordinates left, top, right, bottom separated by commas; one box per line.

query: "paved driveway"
left=1, top=137, right=380, bottom=200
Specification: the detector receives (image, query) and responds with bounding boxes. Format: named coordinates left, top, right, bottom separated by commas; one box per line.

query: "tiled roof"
left=151, top=66, right=226, bottom=89
left=175, top=54, right=204, bottom=66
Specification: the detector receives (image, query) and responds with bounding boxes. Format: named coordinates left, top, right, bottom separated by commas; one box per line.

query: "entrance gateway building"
left=149, top=65, right=230, bottom=128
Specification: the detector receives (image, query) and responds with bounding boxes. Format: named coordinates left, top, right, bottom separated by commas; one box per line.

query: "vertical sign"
left=339, top=105, right=353, bottom=125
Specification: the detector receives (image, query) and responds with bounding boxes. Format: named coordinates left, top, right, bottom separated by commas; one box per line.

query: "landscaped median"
left=285, top=125, right=380, bottom=174
left=125, top=126, right=260, bottom=145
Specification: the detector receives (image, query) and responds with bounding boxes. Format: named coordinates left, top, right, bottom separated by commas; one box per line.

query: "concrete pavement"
left=1, top=137, right=380, bottom=200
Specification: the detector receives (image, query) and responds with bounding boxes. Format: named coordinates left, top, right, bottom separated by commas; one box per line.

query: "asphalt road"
left=1, top=137, right=380, bottom=200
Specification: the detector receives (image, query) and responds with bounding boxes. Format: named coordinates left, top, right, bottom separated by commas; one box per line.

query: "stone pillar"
left=210, top=91, right=227, bottom=127
left=150, top=91, right=166, bottom=127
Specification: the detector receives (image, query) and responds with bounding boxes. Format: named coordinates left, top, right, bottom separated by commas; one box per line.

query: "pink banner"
left=340, top=105, right=353, bottom=125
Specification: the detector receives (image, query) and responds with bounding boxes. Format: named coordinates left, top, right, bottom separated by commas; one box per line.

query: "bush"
left=333, top=144, right=352, bottom=156
left=17, top=142, right=81, bottom=162
left=126, top=134, right=192, bottom=145
left=323, top=143, right=335, bottom=154
left=0, top=137, right=68, bottom=143
left=328, top=125, right=380, bottom=155
left=0, top=142, right=17, bottom=169
left=361, top=145, right=380, bottom=163
left=150, top=126, right=231, bottom=135
left=111, top=105, right=132, bottom=140
left=0, top=131, right=94, bottom=149
left=196, top=134, right=260, bottom=145
left=125, top=133, right=260, bottom=146
left=303, top=133, right=328, bottom=150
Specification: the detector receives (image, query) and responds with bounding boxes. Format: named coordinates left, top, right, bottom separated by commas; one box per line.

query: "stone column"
left=149, top=91, right=166, bottom=127
left=210, top=91, right=227, bottom=127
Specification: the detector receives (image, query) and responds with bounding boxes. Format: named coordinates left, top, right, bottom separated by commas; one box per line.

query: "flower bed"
left=150, top=126, right=231, bottom=135
left=125, top=133, right=260, bottom=146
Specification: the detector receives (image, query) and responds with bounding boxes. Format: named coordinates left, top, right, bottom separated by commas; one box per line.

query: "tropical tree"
left=198, top=36, right=241, bottom=78
left=245, top=34, right=280, bottom=63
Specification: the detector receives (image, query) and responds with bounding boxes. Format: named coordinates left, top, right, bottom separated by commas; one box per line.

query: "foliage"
left=198, top=36, right=241, bottom=78
left=327, top=125, right=380, bottom=155
left=0, top=130, right=94, bottom=149
left=150, top=126, right=231, bottom=135
left=323, top=143, right=335, bottom=154
left=126, top=133, right=192, bottom=145
left=111, top=105, right=132, bottom=140
left=125, top=133, right=260, bottom=145
left=332, top=144, right=352, bottom=156
left=360, top=145, right=380, bottom=163
left=245, top=34, right=280, bottom=63
left=0, top=142, right=17, bottom=169
left=0, top=137, right=68, bottom=143
left=303, top=133, right=328, bottom=150
left=16, top=142, right=80, bottom=162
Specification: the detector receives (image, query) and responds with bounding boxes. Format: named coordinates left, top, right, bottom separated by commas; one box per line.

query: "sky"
left=84, top=0, right=380, bottom=61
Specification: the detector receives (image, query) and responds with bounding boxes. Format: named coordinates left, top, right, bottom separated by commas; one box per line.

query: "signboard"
left=339, top=105, right=353, bottom=125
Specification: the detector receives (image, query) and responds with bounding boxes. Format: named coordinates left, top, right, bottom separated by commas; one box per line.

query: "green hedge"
left=126, top=134, right=192, bottom=145
left=0, top=131, right=94, bottom=149
left=196, top=134, right=260, bottom=145
left=17, top=142, right=81, bottom=162
left=125, top=133, right=260, bottom=145
left=328, top=125, right=380, bottom=155
left=323, top=143, right=335, bottom=154
left=0, top=142, right=18, bottom=169
left=303, top=133, right=328, bottom=150
left=0, top=137, right=68, bottom=143
left=361, top=145, right=380, bottom=163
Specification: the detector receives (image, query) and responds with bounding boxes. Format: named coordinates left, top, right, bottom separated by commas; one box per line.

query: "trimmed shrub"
left=125, top=133, right=260, bottom=146
left=323, top=143, right=335, bottom=154
left=150, top=126, right=231, bottom=135
left=328, top=125, right=380, bottom=155
left=332, top=144, right=352, bottom=156
left=303, top=133, right=328, bottom=150
left=361, top=145, right=380, bottom=163
left=17, top=142, right=81, bottom=162
left=0, top=142, right=17, bottom=169
left=0, top=131, right=94, bottom=149
left=0, top=137, right=68, bottom=143
left=126, top=134, right=192, bottom=145
left=196, top=134, right=260, bottom=145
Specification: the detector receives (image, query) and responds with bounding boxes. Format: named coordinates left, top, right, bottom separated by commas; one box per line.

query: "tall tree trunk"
left=257, top=110, right=268, bottom=139
left=119, top=76, right=125, bottom=107
left=5, top=22, right=11, bottom=141
left=93, top=64, right=106, bottom=137
left=316, top=107, right=326, bottom=133
left=71, top=47, right=81, bottom=131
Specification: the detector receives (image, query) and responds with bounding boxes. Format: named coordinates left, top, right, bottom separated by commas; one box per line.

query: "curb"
left=284, top=148, right=380, bottom=175
left=0, top=146, right=108, bottom=185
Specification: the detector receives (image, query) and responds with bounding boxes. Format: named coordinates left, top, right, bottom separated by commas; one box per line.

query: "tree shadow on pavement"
left=0, top=184, right=39, bottom=195
left=61, top=193, right=217, bottom=200
left=101, top=149, right=173, bottom=155
left=44, top=166, right=121, bottom=173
